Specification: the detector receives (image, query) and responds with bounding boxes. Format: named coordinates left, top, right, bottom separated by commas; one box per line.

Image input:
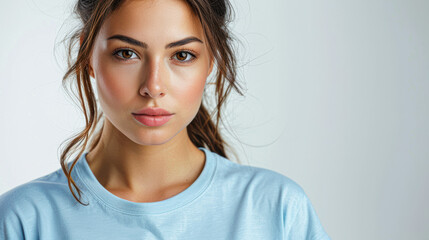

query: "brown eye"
left=121, top=50, right=133, bottom=59
left=113, top=49, right=138, bottom=61
left=176, top=52, right=188, bottom=61
left=173, top=51, right=196, bottom=62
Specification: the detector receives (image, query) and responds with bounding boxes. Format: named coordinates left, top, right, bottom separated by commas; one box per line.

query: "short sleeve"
left=283, top=188, right=331, bottom=240
left=0, top=190, right=26, bottom=240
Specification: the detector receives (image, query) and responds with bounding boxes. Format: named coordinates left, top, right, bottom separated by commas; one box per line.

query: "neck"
left=85, top=120, right=205, bottom=198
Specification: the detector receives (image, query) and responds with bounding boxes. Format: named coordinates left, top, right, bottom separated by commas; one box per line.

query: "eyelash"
left=112, top=47, right=198, bottom=64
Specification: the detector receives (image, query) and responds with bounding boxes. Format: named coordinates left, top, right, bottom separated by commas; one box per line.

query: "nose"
left=139, top=57, right=168, bottom=98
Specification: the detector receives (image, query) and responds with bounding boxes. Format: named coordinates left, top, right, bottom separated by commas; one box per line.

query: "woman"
left=0, top=0, right=330, bottom=239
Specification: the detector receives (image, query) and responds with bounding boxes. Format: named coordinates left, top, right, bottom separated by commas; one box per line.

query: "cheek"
left=95, top=62, right=139, bottom=111
left=171, top=66, right=207, bottom=108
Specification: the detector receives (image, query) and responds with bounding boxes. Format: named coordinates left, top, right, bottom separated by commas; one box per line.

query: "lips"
left=133, top=107, right=172, bottom=116
left=132, top=107, right=174, bottom=127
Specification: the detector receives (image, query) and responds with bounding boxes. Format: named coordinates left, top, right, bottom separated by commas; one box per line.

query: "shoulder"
left=212, top=155, right=330, bottom=239
left=213, top=153, right=307, bottom=202
left=0, top=168, right=75, bottom=238
left=1, top=168, right=68, bottom=200
left=0, top=168, right=75, bottom=220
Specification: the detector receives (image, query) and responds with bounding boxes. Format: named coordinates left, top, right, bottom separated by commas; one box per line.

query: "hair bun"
left=76, top=0, right=97, bottom=23
left=210, top=0, right=227, bottom=18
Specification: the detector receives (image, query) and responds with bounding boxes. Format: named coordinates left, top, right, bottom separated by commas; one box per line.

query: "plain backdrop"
left=1, top=0, right=428, bottom=239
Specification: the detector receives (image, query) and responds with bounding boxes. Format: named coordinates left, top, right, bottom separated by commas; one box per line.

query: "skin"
left=84, top=0, right=214, bottom=202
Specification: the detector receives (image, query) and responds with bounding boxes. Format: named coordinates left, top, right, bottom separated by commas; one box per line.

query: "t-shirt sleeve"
left=283, top=185, right=331, bottom=240
left=0, top=189, right=26, bottom=240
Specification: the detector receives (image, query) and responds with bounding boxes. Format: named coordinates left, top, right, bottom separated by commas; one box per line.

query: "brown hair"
left=59, top=0, right=244, bottom=205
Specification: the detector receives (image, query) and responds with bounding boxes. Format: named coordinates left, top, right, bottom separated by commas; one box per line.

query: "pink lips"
left=132, top=107, right=174, bottom=127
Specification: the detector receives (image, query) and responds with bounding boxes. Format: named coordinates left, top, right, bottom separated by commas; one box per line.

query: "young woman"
left=0, top=0, right=330, bottom=239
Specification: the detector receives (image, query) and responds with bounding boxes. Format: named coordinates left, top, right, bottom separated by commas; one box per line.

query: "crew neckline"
left=73, top=147, right=217, bottom=215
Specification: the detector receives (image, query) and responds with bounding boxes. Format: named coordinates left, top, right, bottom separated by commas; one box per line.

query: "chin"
left=129, top=125, right=186, bottom=146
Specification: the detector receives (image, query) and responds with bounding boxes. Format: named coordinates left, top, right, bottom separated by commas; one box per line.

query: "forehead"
left=99, top=0, right=204, bottom=44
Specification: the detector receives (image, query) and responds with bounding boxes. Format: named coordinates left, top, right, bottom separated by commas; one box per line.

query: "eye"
left=172, top=50, right=196, bottom=63
left=113, top=49, right=139, bottom=61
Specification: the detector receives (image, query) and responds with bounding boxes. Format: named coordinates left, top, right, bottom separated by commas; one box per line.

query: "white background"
left=1, top=0, right=428, bottom=239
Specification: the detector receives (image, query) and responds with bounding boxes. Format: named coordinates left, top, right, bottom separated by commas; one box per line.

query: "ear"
left=88, top=62, right=95, bottom=79
left=208, top=58, right=214, bottom=76
left=80, top=34, right=95, bottom=79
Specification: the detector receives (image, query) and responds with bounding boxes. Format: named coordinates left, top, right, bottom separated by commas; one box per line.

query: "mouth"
left=132, top=113, right=172, bottom=116
left=132, top=113, right=174, bottom=127
left=133, top=107, right=173, bottom=116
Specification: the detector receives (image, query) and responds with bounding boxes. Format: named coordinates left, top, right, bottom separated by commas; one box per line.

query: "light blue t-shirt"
left=0, top=147, right=330, bottom=239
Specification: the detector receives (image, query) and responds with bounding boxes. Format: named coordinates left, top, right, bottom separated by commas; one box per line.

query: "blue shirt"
left=0, top=147, right=330, bottom=239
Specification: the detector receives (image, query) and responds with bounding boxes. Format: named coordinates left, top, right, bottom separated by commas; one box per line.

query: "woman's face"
left=89, top=0, right=213, bottom=145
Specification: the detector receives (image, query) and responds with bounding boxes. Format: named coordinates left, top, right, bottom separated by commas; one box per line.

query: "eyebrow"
left=106, top=34, right=203, bottom=49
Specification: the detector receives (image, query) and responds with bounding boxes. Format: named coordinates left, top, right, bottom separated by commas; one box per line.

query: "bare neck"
left=85, top=121, right=206, bottom=201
